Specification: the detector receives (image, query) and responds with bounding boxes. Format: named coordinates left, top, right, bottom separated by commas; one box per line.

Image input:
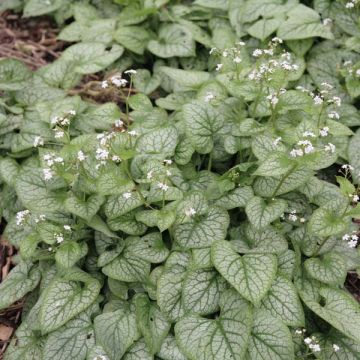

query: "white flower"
left=319, top=126, right=329, bottom=137
left=64, top=225, right=71, bottom=231
left=266, top=94, right=279, bottom=106
left=124, top=69, right=137, bottom=75
left=51, top=116, right=59, bottom=125
left=252, top=49, right=263, bottom=57
left=303, top=131, right=316, bottom=138
left=164, top=159, right=172, bottom=165
left=123, top=192, right=132, bottom=199
left=209, top=47, right=217, bottom=55
left=332, top=344, right=340, bottom=352
left=348, top=239, right=358, bottom=248
left=343, top=234, right=350, bottom=241
left=77, top=151, right=86, bottom=162
left=157, top=182, right=169, bottom=191
left=16, top=210, right=30, bottom=226
left=48, top=247, right=53, bottom=252
left=111, top=75, right=128, bottom=87
left=54, top=130, right=65, bottom=139
left=204, top=92, right=215, bottom=102
left=216, top=63, right=223, bottom=71
left=112, top=155, right=121, bottom=162
left=328, top=111, right=340, bottom=119
left=313, top=95, right=323, bottom=105
left=323, top=18, right=332, bottom=25
left=33, top=136, right=44, bottom=147
left=356, top=69, right=360, bottom=77
left=96, top=148, right=109, bottom=161
left=346, top=1, right=355, bottom=8
left=304, top=338, right=312, bottom=345
left=352, top=234, right=359, bottom=241
left=68, top=110, right=76, bottom=116
left=331, top=96, right=341, bottom=107
left=147, top=171, right=153, bottom=180
left=43, top=168, right=54, bottom=181
left=289, top=210, right=297, bottom=222
left=263, top=49, right=274, bottom=56
left=238, top=41, right=246, bottom=46
left=300, top=217, right=306, bottom=223
left=34, top=214, right=46, bottom=223
left=295, top=329, right=304, bottom=335
left=115, top=119, right=124, bottom=128
left=55, top=233, right=64, bottom=244
left=101, top=80, right=109, bottom=89
left=321, top=82, right=333, bottom=89
left=60, top=117, right=70, bottom=126
left=342, top=164, right=354, bottom=171
left=311, top=344, right=321, bottom=352
left=272, top=37, right=283, bottom=43
left=166, top=170, right=172, bottom=177
left=185, top=208, right=197, bottom=217
left=128, top=130, right=137, bottom=136
left=222, top=50, right=228, bottom=57
left=273, top=137, right=282, bottom=147
left=54, top=157, right=64, bottom=164
left=290, top=148, right=304, bottom=157
left=324, top=143, right=336, bottom=153
left=233, top=56, right=242, bottom=64
left=298, top=140, right=314, bottom=154
left=93, top=355, right=108, bottom=360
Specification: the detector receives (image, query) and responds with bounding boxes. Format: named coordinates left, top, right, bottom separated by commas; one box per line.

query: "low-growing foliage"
left=1, top=0, right=360, bottom=359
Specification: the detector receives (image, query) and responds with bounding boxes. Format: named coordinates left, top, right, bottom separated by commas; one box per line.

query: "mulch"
left=0, top=8, right=360, bottom=360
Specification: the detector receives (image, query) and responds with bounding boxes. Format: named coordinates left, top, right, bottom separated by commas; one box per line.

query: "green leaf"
left=277, top=4, right=334, bottom=40
left=61, top=43, right=124, bottom=74
left=15, top=167, right=64, bottom=213
left=212, top=241, right=277, bottom=305
left=0, top=262, right=41, bottom=310
left=135, top=294, right=171, bottom=355
left=349, top=130, right=360, bottom=183
left=245, top=196, right=287, bottom=229
left=0, top=157, right=20, bottom=185
left=254, top=153, right=294, bottom=177
left=102, top=248, right=151, bottom=282
left=298, top=281, right=360, bottom=343
left=308, top=207, right=349, bottom=237
left=126, top=232, right=170, bottom=263
left=0, top=59, right=31, bottom=91
left=23, top=0, right=67, bottom=17
left=304, top=253, right=347, bottom=285
left=182, top=269, right=226, bottom=315
left=123, top=339, right=153, bottom=360
left=174, top=206, right=229, bottom=248
left=114, top=26, right=150, bottom=55
left=55, top=242, right=87, bottom=269
left=247, top=17, right=282, bottom=41
left=175, top=289, right=253, bottom=360
left=135, top=126, right=178, bottom=156
left=183, top=101, right=224, bottom=154
left=248, top=310, right=294, bottom=360
left=158, top=67, right=211, bottom=89
left=215, top=186, right=254, bottom=209
left=104, top=191, right=144, bottom=219
left=157, top=335, right=187, bottom=360
left=94, top=308, right=141, bottom=360
left=261, top=275, right=305, bottom=327
left=147, top=24, right=195, bottom=58
left=336, top=176, right=356, bottom=195
left=133, top=70, right=161, bottom=95
left=39, top=269, right=101, bottom=334
left=65, top=194, right=105, bottom=222
left=43, top=311, right=94, bottom=360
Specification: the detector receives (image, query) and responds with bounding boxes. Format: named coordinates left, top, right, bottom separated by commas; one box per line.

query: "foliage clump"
left=0, top=0, right=360, bottom=359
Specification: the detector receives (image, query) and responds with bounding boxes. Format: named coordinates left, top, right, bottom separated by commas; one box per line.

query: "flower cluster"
left=16, top=210, right=30, bottom=226
left=95, top=132, right=120, bottom=169
left=345, top=0, right=358, bottom=8
left=42, top=153, right=64, bottom=181
left=342, top=232, right=358, bottom=248
left=210, top=41, right=245, bottom=72
left=304, top=336, right=321, bottom=353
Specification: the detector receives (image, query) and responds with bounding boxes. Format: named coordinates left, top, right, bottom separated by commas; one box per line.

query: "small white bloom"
left=123, top=192, right=132, bottom=199
left=33, top=136, right=44, bottom=147
left=319, top=126, right=329, bottom=137
left=295, top=329, right=304, bottom=335
left=166, top=170, right=172, bottom=177
left=321, top=82, right=333, bottom=89
left=34, top=214, right=46, bottom=223
left=273, top=137, right=282, bottom=147
left=323, top=18, right=332, bottom=25
left=111, top=75, right=128, bottom=87
left=115, top=119, right=124, bottom=128
left=209, top=47, right=217, bottom=55
left=77, top=150, right=86, bottom=162
left=60, top=117, right=70, bottom=126
left=101, top=80, right=109, bottom=89
left=54, top=130, right=65, bottom=139
left=289, top=210, right=297, bottom=222
left=112, top=155, right=121, bottom=162
left=51, top=116, right=59, bottom=125
left=332, top=344, right=340, bottom=352
left=343, top=234, right=350, bottom=241
left=185, top=208, right=197, bottom=217
left=147, top=171, right=153, bottom=180
left=238, top=41, right=246, bottom=46
left=54, top=157, right=64, bottom=164
left=16, top=210, right=30, bottom=226
left=303, top=131, right=316, bottom=138
left=68, top=110, right=76, bottom=116
left=48, top=247, right=53, bottom=252
left=124, top=69, right=137, bottom=75
left=324, top=143, right=336, bottom=153
left=204, top=92, right=215, bottom=102
left=43, top=168, right=54, bottom=181
left=164, top=159, right=172, bottom=165
left=64, top=225, right=71, bottom=231
left=55, top=233, right=64, bottom=244
left=266, top=94, right=279, bottom=106
left=331, top=96, right=342, bottom=107
left=272, top=37, right=283, bottom=43
left=216, top=63, right=223, bottom=71
left=311, top=344, right=321, bottom=352
left=157, top=182, right=169, bottom=191
left=96, top=148, right=109, bottom=161
left=252, top=49, right=263, bottom=57
left=346, top=1, right=355, bottom=8
left=290, top=148, right=304, bottom=157
left=222, top=50, right=228, bottom=57
left=300, top=217, right=306, bottom=223
left=304, top=338, right=312, bottom=345
left=342, top=164, right=354, bottom=171
left=128, top=130, right=137, bottom=136
left=348, top=239, right=358, bottom=248
left=313, top=95, right=323, bottom=105
left=233, top=56, right=242, bottom=64
left=328, top=111, right=340, bottom=119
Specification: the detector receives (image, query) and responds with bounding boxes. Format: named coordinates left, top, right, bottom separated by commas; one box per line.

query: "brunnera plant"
left=0, top=1, right=360, bottom=360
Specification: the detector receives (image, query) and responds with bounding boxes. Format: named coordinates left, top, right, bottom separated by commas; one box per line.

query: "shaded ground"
left=0, top=9, right=359, bottom=360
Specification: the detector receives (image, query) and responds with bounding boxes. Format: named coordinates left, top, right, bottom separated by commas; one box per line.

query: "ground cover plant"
left=0, top=0, right=360, bottom=359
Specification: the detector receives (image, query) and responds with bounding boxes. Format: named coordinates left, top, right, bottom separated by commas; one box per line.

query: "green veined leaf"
left=212, top=241, right=277, bottom=305
left=175, top=289, right=253, bottom=360
left=113, top=26, right=150, bottom=55
left=94, top=308, right=141, bottom=360
left=64, top=194, right=105, bottom=222
left=104, top=191, right=144, bottom=219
